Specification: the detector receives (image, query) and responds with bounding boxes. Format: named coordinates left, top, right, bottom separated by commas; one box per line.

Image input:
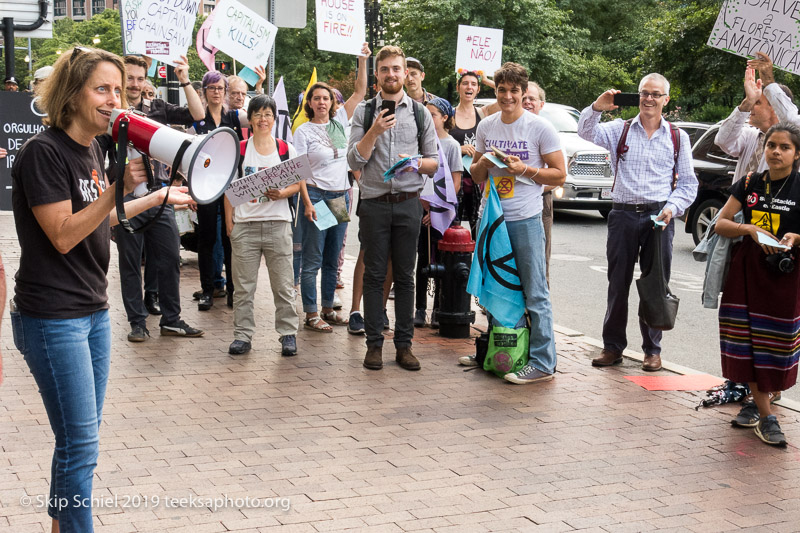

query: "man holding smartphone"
left=347, top=46, right=439, bottom=371
left=470, top=63, right=566, bottom=384
left=578, top=74, right=697, bottom=371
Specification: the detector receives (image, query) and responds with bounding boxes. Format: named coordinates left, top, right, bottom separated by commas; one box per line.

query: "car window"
left=693, top=127, right=737, bottom=163
left=539, top=106, right=578, bottom=133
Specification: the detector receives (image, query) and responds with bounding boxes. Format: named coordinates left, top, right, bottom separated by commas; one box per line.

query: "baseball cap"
left=406, top=57, right=424, bottom=72
left=4, top=76, right=19, bottom=85
left=34, top=66, right=54, bottom=81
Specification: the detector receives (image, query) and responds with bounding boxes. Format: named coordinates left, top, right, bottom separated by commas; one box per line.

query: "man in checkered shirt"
left=578, top=73, right=697, bottom=372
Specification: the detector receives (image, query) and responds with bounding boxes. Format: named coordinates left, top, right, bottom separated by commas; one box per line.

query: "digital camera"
left=765, top=250, right=795, bottom=274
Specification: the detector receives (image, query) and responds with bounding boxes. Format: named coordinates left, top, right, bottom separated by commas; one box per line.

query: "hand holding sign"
left=747, top=52, right=776, bottom=85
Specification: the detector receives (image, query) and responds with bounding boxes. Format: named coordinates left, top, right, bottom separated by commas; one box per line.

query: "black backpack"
left=362, top=97, right=426, bottom=153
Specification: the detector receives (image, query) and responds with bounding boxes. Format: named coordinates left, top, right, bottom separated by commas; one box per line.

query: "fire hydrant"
left=421, top=225, right=476, bottom=338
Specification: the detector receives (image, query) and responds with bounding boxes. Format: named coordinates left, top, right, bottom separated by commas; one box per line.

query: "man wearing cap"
left=4, top=76, right=19, bottom=92
left=31, top=66, right=53, bottom=92
left=405, top=57, right=437, bottom=104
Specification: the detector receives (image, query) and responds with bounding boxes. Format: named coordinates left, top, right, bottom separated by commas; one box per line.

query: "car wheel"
left=598, top=209, right=610, bottom=220
left=692, top=198, right=724, bottom=245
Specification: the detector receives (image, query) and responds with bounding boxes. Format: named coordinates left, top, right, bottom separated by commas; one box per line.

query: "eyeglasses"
left=252, top=112, right=274, bottom=120
left=205, top=86, right=226, bottom=93
left=639, top=91, right=666, bottom=100
left=70, top=46, right=91, bottom=65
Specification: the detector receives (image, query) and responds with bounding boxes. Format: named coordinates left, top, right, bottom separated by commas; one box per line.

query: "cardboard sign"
left=1, top=92, right=48, bottom=211
left=120, top=0, right=200, bottom=66
left=455, top=25, right=503, bottom=74
left=225, top=154, right=313, bottom=208
left=708, top=0, right=800, bottom=75
left=315, top=0, right=365, bottom=56
left=207, top=0, right=278, bottom=70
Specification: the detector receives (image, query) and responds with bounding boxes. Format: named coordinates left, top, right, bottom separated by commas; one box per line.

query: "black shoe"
left=193, top=288, right=226, bottom=300
left=228, top=339, right=251, bottom=355
left=160, top=320, right=204, bottom=337
left=144, top=293, right=162, bottom=316
left=383, top=308, right=390, bottom=330
left=280, top=335, right=297, bottom=356
left=227, top=290, right=233, bottom=308
left=127, top=324, right=150, bottom=342
left=198, top=294, right=213, bottom=311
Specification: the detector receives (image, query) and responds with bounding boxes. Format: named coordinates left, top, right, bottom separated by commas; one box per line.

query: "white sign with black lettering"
left=120, top=0, right=201, bottom=65
left=225, top=154, right=313, bottom=208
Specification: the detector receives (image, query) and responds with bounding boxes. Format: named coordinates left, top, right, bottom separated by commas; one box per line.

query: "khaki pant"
left=230, top=221, right=298, bottom=341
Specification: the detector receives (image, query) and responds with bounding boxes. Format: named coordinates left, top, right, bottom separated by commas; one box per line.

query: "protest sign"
left=1, top=92, right=48, bottom=211
left=120, top=0, right=200, bottom=65
left=225, top=154, right=313, bottom=208
left=455, top=25, right=503, bottom=74
left=708, top=0, right=800, bottom=75
left=208, top=0, right=278, bottom=70
left=315, top=0, right=365, bottom=56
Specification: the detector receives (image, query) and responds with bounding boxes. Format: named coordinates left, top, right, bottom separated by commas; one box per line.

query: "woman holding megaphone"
left=9, top=47, right=193, bottom=533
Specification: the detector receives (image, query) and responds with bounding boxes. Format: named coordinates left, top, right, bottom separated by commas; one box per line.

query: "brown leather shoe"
left=592, top=349, right=623, bottom=367
left=363, top=345, right=383, bottom=370
left=396, top=346, right=420, bottom=371
left=642, top=353, right=662, bottom=372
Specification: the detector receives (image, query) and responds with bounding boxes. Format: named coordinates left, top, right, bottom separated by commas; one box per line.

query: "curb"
left=554, top=324, right=800, bottom=414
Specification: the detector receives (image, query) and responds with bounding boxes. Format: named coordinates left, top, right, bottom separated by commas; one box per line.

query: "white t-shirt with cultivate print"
left=475, top=111, right=561, bottom=221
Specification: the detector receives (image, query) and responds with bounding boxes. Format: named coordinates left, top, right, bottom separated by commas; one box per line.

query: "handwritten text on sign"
left=455, top=25, right=503, bottom=74
left=119, top=0, right=200, bottom=65
left=225, top=154, right=313, bottom=208
left=708, top=0, right=800, bottom=75
left=315, top=0, right=365, bottom=56
left=207, top=0, right=278, bottom=69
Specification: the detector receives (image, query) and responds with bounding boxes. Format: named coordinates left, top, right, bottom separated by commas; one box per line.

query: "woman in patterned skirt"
left=716, top=122, right=800, bottom=447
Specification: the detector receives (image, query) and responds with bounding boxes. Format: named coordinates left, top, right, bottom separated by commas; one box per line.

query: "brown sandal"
left=304, top=316, right=333, bottom=332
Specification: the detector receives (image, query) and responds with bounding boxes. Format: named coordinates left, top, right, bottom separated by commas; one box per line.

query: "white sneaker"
left=332, top=292, right=343, bottom=310
left=459, top=355, right=478, bottom=367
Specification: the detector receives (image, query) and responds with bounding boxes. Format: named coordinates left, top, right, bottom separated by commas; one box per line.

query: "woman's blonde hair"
left=38, top=47, right=126, bottom=130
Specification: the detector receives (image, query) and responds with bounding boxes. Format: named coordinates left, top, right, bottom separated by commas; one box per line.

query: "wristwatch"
left=179, top=81, right=191, bottom=88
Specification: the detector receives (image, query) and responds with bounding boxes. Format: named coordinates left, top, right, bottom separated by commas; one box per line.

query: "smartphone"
left=380, top=100, right=396, bottom=118
left=613, top=93, right=640, bottom=107
left=490, top=146, right=509, bottom=161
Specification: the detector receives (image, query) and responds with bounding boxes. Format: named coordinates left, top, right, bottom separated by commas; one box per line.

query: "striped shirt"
left=578, top=107, right=697, bottom=217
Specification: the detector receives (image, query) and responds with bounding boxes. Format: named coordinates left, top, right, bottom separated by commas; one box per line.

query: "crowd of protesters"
left=3, top=40, right=800, bottom=532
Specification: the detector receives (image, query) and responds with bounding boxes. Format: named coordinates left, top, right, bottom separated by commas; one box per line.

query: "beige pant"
left=230, top=220, right=298, bottom=341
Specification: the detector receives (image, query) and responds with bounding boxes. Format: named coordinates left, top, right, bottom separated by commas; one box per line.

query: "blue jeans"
left=300, top=187, right=349, bottom=313
left=504, top=213, right=557, bottom=374
left=11, top=309, right=111, bottom=533
left=290, top=194, right=303, bottom=286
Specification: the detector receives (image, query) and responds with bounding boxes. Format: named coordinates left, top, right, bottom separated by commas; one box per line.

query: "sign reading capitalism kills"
left=708, top=0, right=800, bottom=75
left=120, top=0, right=201, bottom=65
left=207, top=0, right=278, bottom=69
left=1, top=92, right=48, bottom=211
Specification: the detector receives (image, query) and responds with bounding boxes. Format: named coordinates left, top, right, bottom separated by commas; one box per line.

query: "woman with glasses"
left=9, top=47, right=192, bottom=532
left=293, top=44, right=369, bottom=332
left=223, top=95, right=300, bottom=356
left=191, top=70, right=250, bottom=311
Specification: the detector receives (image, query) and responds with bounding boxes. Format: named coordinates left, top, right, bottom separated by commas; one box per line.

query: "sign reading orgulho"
left=708, top=0, right=800, bottom=75
left=120, top=0, right=200, bottom=65
left=225, top=154, right=313, bottom=208
left=207, top=0, right=278, bottom=70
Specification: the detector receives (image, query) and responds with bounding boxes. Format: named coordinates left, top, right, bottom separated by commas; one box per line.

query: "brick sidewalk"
left=1, top=211, right=799, bottom=532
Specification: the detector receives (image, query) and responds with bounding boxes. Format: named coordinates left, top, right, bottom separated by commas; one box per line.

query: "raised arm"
left=344, top=43, right=371, bottom=120
left=175, top=55, right=205, bottom=121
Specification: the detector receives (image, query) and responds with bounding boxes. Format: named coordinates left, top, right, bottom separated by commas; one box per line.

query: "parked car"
left=682, top=123, right=738, bottom=244
left=673, top=121, right=712, bottom=148
left=473, top=99, right=614, bottom=217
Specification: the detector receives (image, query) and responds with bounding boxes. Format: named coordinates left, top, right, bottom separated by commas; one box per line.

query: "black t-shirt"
left=12, top=128, right=111, bottom=319
left=193, top=106, right=243, bottom=139
left=730, top=170, right=800, bottom=238
left=450, top=107, right=481, bottom=178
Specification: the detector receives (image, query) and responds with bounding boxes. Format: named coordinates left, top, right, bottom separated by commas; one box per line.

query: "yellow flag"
left=291, top=67, right=317, bottom=133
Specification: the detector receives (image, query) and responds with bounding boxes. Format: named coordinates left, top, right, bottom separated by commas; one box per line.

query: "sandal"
left=321, top=310, right=348, bottom=326
left=304, top=316, right=333, bottom=333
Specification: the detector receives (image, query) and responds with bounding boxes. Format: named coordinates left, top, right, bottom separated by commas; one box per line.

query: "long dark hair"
left=764, top=122, right=800, bottom=171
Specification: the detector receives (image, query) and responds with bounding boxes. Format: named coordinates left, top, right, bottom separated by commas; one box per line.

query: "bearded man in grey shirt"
left=347, top=45, right=438, bottom=371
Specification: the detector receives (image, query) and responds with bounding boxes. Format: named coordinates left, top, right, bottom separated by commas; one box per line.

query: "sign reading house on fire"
left=315, top=0, right=365, bottom=56
left=119, top=0, right=200, bottom=66
left=708, top=0, right=800, bottom=75
left=207, top=0, right=278, bottom=69
left=455, top=24, right=504, bottom=75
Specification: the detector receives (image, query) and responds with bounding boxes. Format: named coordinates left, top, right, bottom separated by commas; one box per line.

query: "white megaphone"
left=108, top=109, right=239, bottom=204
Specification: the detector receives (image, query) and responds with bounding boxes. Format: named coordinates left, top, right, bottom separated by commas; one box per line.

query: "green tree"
left=381, top=0, right=632, bottom=108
